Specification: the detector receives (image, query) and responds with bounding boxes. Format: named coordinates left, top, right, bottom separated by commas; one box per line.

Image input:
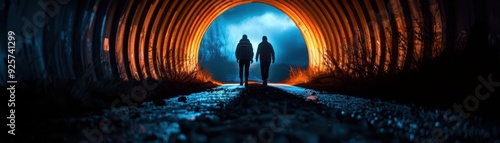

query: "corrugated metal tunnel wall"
left=1, top=0, right=499, bottom=83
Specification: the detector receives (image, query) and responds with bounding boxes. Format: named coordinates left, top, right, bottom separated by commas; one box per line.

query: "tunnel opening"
left=2, top=0, right=498, bottom=104
left=4, top=0, right=499, bottom=85
left=3, top=0, right=500, bottom=142
left=198, top=3, right=309, bottom=83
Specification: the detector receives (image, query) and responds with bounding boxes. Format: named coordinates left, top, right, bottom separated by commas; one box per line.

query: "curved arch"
left=7, top=0, right=455, bottom=83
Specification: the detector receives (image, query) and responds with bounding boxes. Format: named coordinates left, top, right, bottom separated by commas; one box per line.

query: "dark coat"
left=235, top=38, right=254, bottom=60
left=256, top=40, right=275, bottom=62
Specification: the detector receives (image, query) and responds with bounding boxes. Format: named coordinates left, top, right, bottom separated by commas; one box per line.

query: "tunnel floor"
left=32, top=84, right=499, bottom=142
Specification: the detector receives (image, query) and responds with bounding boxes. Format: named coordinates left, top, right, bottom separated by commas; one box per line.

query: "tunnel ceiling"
left=4, top=0, right=499, bottom=82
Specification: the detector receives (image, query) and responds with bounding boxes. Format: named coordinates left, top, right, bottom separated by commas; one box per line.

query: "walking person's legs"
left=239, top=61, right=244, bottom=85
left=261, top=62, right=271, bottom=85
left=244, top=60, right=250, bottom=87
left=260, top=63, right=265, bottom=84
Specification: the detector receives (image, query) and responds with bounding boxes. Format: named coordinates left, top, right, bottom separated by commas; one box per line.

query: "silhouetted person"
left=235, top=34, right=254, bottom=87
left=255, top=36, right=275, bottom=85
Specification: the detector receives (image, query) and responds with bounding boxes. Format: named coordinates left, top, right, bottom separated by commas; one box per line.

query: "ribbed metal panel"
left=3, top=0, right=463, bottom=83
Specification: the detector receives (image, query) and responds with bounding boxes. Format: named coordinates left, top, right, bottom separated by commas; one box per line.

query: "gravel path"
left=35, top=84, right=500, bottom=143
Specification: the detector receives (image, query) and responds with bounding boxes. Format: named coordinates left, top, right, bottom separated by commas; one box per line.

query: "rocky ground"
left=24, top=84, right=500, bottom=143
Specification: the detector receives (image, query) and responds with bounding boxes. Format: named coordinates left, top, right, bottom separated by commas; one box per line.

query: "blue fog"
left=199, top=3, right=308, bottom=82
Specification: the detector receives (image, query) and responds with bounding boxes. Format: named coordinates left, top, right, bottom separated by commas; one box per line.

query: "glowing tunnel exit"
left=6, top=0, right=450, bottom=83
left=192, top=0, right=330, bottom=81
left=198, top=3, right=309, bottom=83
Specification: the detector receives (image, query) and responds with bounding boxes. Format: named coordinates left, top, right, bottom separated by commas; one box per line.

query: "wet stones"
left=152, top=99, right=167, bottom=106
left=178, top=96, right=187, bottom=103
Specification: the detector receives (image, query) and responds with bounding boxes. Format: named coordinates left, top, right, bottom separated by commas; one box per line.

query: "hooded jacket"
left=235, top=36, right=254, bottom=60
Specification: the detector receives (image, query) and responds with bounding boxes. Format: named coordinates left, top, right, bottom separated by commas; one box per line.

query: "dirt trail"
left=21, top=84, right=500, bottom=143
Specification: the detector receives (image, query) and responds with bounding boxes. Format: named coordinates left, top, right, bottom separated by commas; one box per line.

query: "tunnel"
left=3, top=0, right=500, bottom=142
left=2, top=0, right=499, bottom=84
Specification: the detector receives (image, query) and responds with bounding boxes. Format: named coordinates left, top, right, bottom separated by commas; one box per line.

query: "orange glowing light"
left=103, top=38, right=109, bottom=52
left=105, top=0, right=444, bottom=83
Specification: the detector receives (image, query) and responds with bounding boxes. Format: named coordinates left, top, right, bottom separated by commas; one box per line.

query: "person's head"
left=242, top=34, right=248, bottom=39
left=262, top=36, right=267, bottom=42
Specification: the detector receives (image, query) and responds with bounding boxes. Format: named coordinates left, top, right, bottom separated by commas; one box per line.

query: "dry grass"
left=284, top=67, right=316, bottom=85
left=195, top=66, right=223, bottom=85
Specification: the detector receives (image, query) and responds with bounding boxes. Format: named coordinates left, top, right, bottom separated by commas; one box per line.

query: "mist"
left=198, top=3, right=308, bottom=83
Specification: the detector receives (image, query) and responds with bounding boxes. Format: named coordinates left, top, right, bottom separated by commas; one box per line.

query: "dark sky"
left=199, top=3, right=308, bottom=82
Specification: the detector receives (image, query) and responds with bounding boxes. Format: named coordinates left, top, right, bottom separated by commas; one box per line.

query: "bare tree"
left=322, top=29, right=379, bottom=84
left=199, top=20, right=229, bottom=62
left=198, top=20, right=235, bottom=81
